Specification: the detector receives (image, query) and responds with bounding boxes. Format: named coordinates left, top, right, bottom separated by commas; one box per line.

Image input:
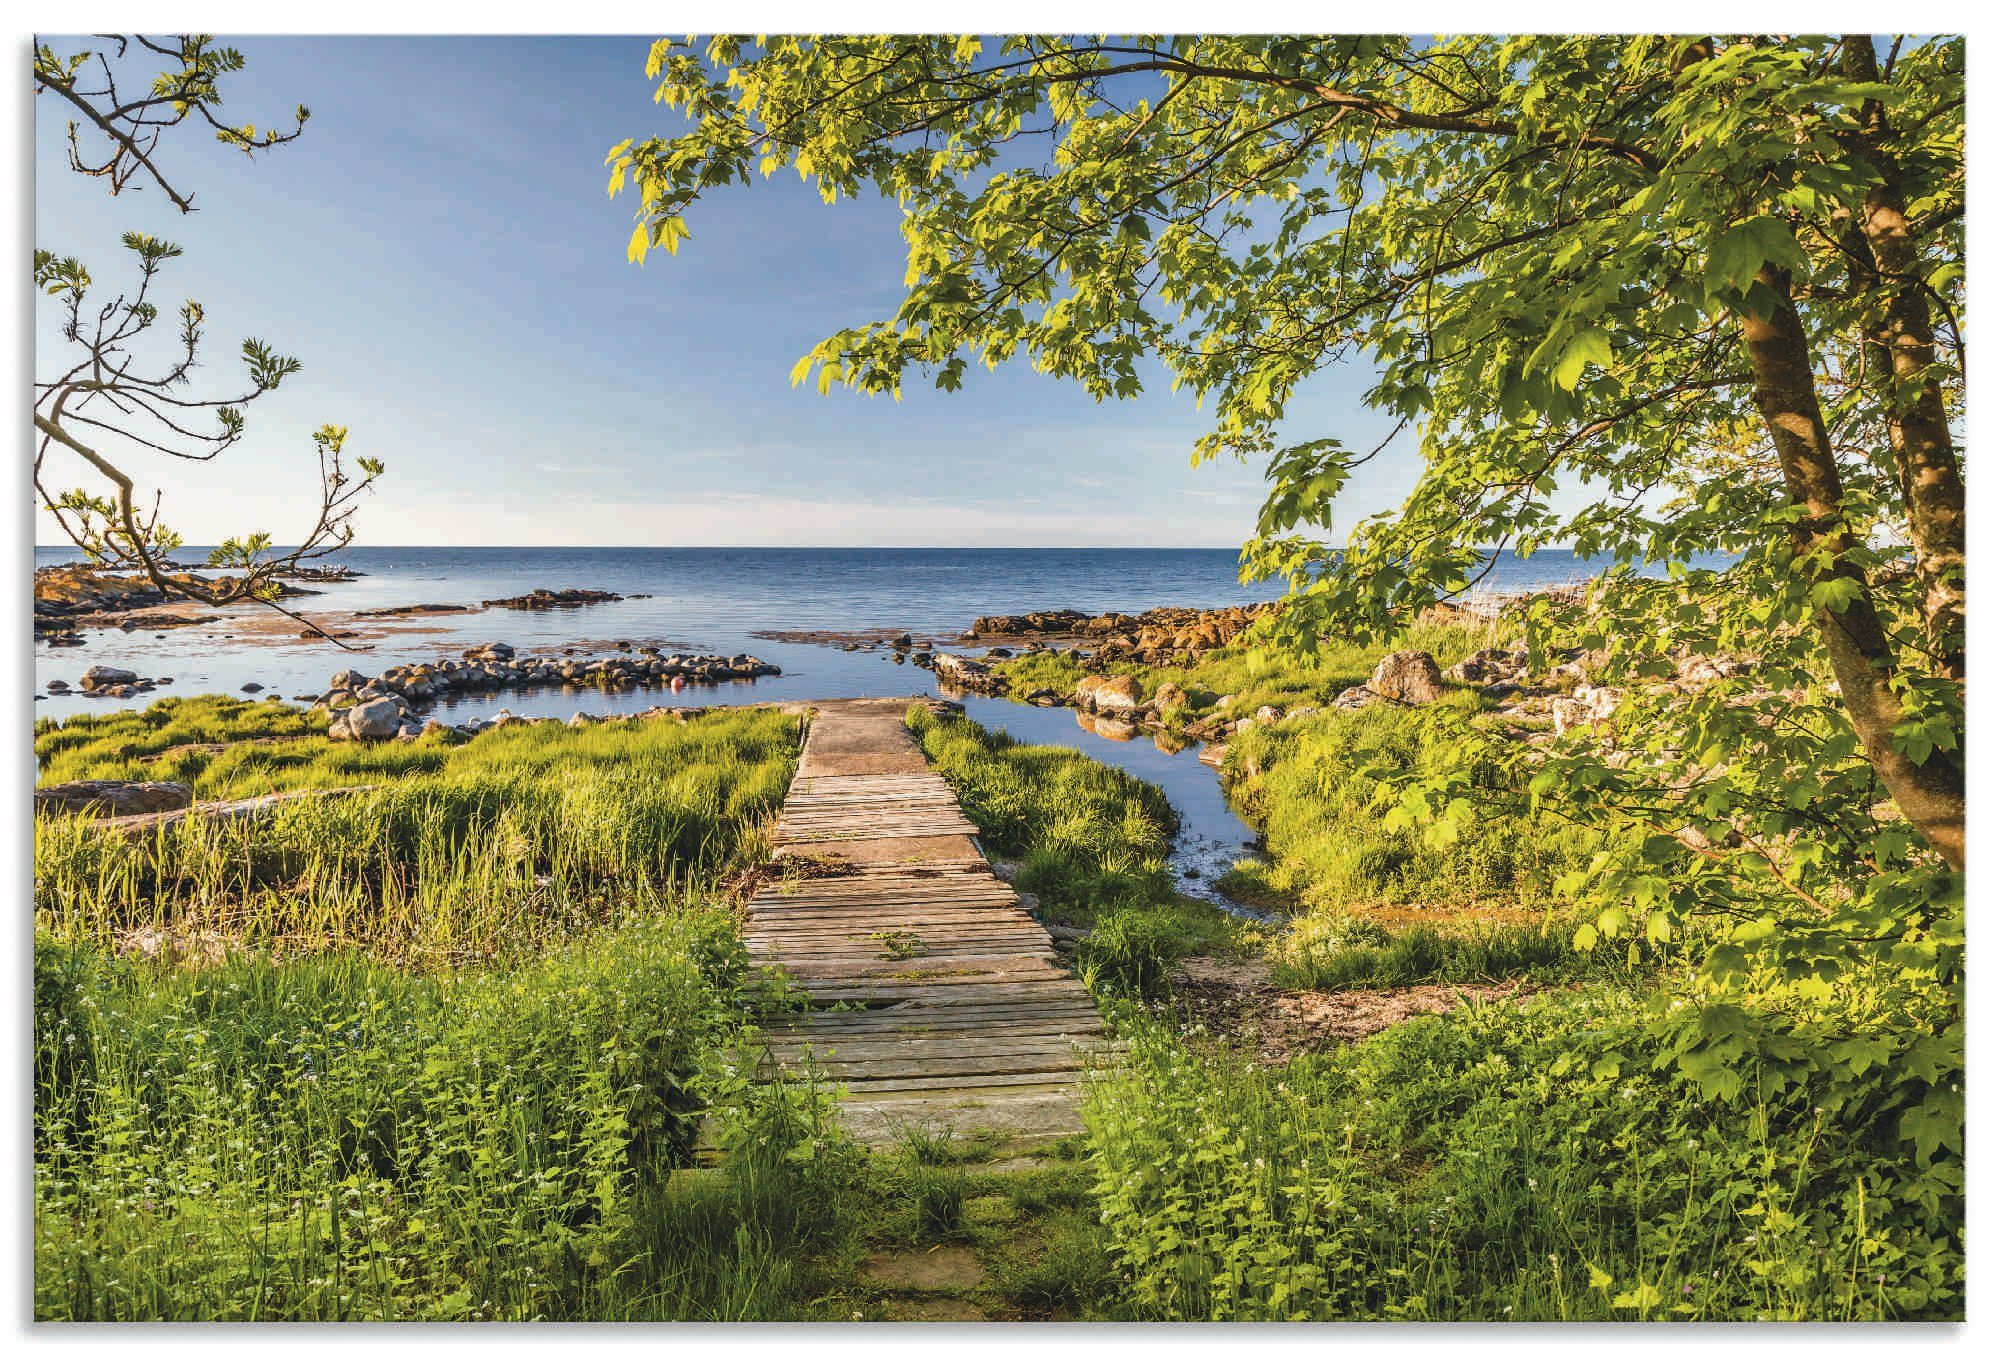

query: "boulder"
left=78, top=665, right=138, bottom=691
left=1088, top=674, right=1144, bottom=714
left=328, top=669, right=367, bottom=690
left=345, top=697, right=407, bottom=741
left=1552, top=683, right=1623, bottom=737
left=1152, top=682, right=1188, bottom=712
left=36, top=779, right=194, bottom=818
left=1368, top=650, right=1447, bottom=705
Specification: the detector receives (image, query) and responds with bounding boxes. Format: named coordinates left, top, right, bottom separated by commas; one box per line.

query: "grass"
left=36, top=697, right=800, bottom=966
left=34, top=915, right=760, bottom=1319
left=996, top=614, right=1506, bottom=734
left=32, top=694, right=832, bottom=1319
left=904, top=705, right=1239, bottom=986
left=1000, top=619, right=1641, bottom=990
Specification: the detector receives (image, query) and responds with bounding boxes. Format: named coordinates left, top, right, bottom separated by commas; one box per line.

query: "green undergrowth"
left=1217, top=700, right=1612, bottom=920
left=995, top=616, right=1505, bottom=735
left=35, top=699, right=800, bottom=965
left=1083, top=977, right=1963, bottom=1321
left=904, top=706, right=1236, bottom=990
left=35, top=914, right=765, bottom=1319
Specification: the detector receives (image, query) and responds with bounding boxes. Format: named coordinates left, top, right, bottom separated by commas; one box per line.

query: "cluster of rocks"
left=923, top=651, right=1007, bottom=694
left=481, top=587, right=627, bottom=611
left=45, top=665, right=175, bottom=700
left=276, top=564, right=365, bottom=582
left=315, top=641, right=780, bottom=742
left=330, top=699, right=733, bottom=745
left=962, top=604, right=1277, bottom=667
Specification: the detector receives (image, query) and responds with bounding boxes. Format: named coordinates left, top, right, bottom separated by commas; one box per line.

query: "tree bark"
left=1840, top=35, right=1966, bottom=679
left=1738, top=263, right=1964, bottom=869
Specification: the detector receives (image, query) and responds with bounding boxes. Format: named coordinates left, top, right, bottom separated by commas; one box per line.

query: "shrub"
left=1083, top=979, right=1962, bottom=1321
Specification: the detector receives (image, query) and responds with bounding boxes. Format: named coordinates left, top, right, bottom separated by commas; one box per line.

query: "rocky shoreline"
left=34, top=563, right=639, bottom=645
left=33, top=564, right=330, bottom=645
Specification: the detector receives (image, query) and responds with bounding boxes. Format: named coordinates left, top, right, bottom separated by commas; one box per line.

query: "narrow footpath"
left=744, top=698, right=1106, bottom=1148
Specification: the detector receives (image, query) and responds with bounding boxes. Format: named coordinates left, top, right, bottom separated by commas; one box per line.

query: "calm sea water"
left=30, top=545, right=1639, bottom=904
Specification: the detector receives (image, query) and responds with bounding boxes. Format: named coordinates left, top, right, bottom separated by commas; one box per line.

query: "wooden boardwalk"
left=743, top=699, right=1105, bottom=1148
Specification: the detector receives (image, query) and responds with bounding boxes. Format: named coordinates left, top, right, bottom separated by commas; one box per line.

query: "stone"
left=1152, top=681, right=1188, bottom=711
left=1331, top=684, right=1381, bottom=711
left=1368, top=650, right=1447, bottom=705
left=1089, top=674, right=1144, bottom=713
left=78, top=665, right=138, bottom=691
left=329, top=669, right=366, bottom=690
left=1552, top=683, right=1622, bottom=736
left=345, top=697, right=406, bottom=741
left=36, top=779, right=193, bottom=818
left=241, top=682, right=264, bottom=693
left=45, top=679, right=68, bottom=692
left=1255, top=705, right=1281, bottom=725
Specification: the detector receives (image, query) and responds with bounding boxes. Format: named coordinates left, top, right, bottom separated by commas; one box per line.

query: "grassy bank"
left=905, top=706, right=1237, bottom=993
left=33, top=697, right=821, bottom=1318
left=36, top=697, right=797, bottom=965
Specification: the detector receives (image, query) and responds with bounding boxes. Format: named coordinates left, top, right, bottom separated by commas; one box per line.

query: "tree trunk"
left=1738, top=263, right=1965, bottom=869
left=1840, top=35, right=1966, bottom=679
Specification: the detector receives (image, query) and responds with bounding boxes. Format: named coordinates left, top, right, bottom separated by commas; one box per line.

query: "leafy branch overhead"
left=611, top=36, right=1963, bottom=1001
left=32, top=35, right=381, bottom=639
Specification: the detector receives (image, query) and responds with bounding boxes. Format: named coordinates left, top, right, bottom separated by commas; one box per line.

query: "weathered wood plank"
left=733, top=699, right=1105, bottom=1150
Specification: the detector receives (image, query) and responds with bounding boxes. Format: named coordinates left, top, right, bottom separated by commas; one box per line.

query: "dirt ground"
left=1158, top=954, right=1537, bottom=1062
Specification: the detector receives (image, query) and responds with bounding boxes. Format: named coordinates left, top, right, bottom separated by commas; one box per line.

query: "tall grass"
left=34, top=915, right=759, bottom=1319
left=905, top=707, right=1235, bottom=990
left=36, top=701, right=800, bottom=965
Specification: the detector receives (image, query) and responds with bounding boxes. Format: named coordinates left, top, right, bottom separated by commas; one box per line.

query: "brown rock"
left=1368, top=650, right=1447, bottom=705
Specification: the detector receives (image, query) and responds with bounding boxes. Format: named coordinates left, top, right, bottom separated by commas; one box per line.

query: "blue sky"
left=34, top=35, right=1418, bottom=548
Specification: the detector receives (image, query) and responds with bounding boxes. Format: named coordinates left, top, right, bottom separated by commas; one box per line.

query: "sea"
left=30, top=545, right=1654, bottom=907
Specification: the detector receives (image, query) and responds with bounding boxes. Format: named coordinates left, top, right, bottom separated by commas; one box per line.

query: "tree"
left=609, top=35, right=1963, bottom=885
left=33, top=35, right=382, bottom=625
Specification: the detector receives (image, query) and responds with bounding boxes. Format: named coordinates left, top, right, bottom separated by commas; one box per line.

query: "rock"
left=36, top=780, right=194, bottom=818
left=931, top=652, right=1006, bottom=694
left=1087, top=674, right=1144, bottom=713
left=345, top=697, right=407, bottom=742
left=1446, top=647, right=1520, bottom=685
left=328, top=669, right=366, bottom=690
left=1552, top=683, right=1623, bottom=736
left=992, top=860, right=1020, bottom=883
left=1255, top=705, right=1282, bottom=725
left=78, top=665, right=139, bottom=691
left=1023, top=686, right=1060, bottom=705
left=481, top=588, right=622, bottom=611
left=1331, top=684, right=1381, bottom=711
left=241, top=682, right=264, bottom=693
left=1152, top=682, right=1188, bottom=711
left=45, top=679, right=69, bottom=692
left=1368, top=650, right=1447, bottom=705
